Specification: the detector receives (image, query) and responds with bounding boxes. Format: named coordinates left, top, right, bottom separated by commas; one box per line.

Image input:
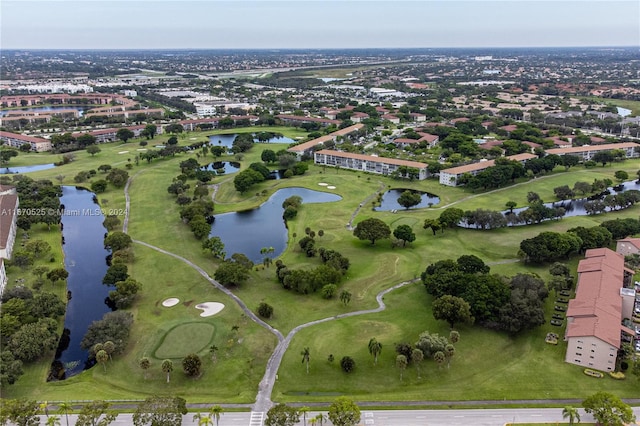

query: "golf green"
left=154, top=322, right=216, bottom=359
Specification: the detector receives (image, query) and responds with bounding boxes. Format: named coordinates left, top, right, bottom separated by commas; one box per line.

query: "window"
left=576, top=353, right=582, bottom=356
left=574, top=359, right=581, bottom=363
left=577, top=346, right=582, bottom=350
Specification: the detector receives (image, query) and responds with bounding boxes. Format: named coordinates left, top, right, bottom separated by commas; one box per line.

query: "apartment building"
left=314, top=149, right=429, bottom=180
left=439, top=153, right=536, bottom=187
left=0, top=131, right=52, bottom=152
left=564, top=248, right=637, bottom=372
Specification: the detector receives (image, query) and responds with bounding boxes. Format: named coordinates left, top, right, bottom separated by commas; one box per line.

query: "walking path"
left=346, top=181, right=386, bottom=230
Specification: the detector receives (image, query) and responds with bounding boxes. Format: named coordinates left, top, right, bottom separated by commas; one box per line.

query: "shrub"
left=340, top=356, right=355, bottom=373
left=583, top=368, right=604, bottom=378
left=257, top=302, right=274, bottom=319
left=182, top=353, right=202, bottom=377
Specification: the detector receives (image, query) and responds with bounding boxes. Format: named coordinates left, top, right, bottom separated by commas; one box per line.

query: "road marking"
left=365, top=420, right=375, bottom=425
left=365, top=412, right=374, bottom=417
left=249, top=411, right=264, bottom=426
left=454, top=415, right=465, bottom=417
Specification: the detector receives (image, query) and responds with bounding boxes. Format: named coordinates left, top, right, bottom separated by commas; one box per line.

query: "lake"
left=373, top=189, right=440, bottom=211
left=210, top=187, right=341, bottom=263
left=208, top=133, right=295, bottom=148
left=0, top=106, right=87, bottom=117
left=1, top=163, right=56, bottom=174
left=49, top=186, right=112, bottom=379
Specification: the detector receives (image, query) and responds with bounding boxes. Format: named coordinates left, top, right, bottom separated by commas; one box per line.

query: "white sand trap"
left=137, top=148, right=147, bottom=151
left=318, top=182, right=329, bottom=186
left=190, top=137, right=197, bottom=140
left=327, top=186, right=336, bottom=189
left=118, top=151, right=129, bottom=154
left=162, top=298, right=180, bottom=307
left=195, top=302, right=225, bottom=317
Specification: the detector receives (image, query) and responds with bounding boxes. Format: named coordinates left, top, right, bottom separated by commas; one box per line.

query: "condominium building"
left=0, top=131, right=52, bottom=152
left=564, top=248, right=637, bottom=372
left=439, top=153, right=536, bottom=187
left=314, top=150, right=429, bottom=180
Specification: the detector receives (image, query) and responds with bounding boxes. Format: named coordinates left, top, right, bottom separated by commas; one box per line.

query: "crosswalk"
left=249, top=411, right=264, bottom=426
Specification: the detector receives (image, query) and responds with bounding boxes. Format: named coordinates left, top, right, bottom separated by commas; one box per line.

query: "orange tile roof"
left=315, top=149, right=428, bottom=169
left=288, top=124, right=363, bottom=153
left=0, top=131, right=50, bottom=145
left=566, top=248, right=626, bottom=348
left=547, top=142, right=639, bottom=155
left=441, top=153, right=536, bottom=175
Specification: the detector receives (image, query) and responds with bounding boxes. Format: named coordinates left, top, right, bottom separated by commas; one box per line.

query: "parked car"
left=551, top=319, right=563, bottom=326
left=560, top=290, right=571, bottom=296
left=556, top=298, right=569, bottom=303
left=555, top=305, right=567, bottom=312
left=552, top=313, right=564, bottom=320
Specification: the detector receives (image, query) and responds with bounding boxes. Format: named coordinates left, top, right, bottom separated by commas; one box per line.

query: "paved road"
left=18, top=407, right=640, bottom=425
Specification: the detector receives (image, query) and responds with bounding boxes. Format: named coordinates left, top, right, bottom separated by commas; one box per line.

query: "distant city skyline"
left=1, top=1, right=638, bottom=50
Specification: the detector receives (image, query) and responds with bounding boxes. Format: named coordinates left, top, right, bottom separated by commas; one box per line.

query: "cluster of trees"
left=102, top=232, right=139, bottom=308
left=175, top=189, right=215, bottom=240
left=393, top=330, right=461, bottom=380
left=518, top=230, right=583, bottom=264
left=9, top=176, right=62, bottom=232
left=282, top=195, right=302, bottom=221
left=213, top=253, right=253, bottom=287
left=422, top=256, right=549, bottom=333
left=275, top=243, right=350, bottom=295
left=80, top=311, right=133, bottom=367
left=265, top=397, right=360, bottom=426
left=0, top=286, right=66, bottom=386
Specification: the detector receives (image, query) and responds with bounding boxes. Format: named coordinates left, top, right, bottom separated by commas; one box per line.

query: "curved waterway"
left=50, top=186, right=111, bottom=379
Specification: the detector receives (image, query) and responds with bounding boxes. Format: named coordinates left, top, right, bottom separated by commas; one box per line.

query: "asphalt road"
left=19, top=407, right=640, bottom=425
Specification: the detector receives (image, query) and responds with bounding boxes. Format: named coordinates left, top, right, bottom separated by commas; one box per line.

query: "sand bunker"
left=162, top=298, right=180, bottom=307
left=118, top=151, right=129, bottom=154
left=195, top=302, right=225, bottom=317
left=318, top=182, right=329, bottom=186
left=327, top=186, right=336, bottom=189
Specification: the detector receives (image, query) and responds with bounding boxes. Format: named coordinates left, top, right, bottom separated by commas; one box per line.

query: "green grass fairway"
left=153, top=322, right=216, bottom=359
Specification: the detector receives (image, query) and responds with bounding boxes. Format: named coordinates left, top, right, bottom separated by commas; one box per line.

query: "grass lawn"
left=4, top=135, right=640, bottom=404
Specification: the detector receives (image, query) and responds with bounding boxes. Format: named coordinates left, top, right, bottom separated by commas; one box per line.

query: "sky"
left=1, top=0, right=638, bottom=49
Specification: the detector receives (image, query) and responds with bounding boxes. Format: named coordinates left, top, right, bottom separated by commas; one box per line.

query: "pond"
left=461, top=180, right=640, bottom=229
left=208, top=133, right=295, bottom=148
left=373, top=189, right=440, bottom=211
left=49, top=186, right=112, bottom=379
left=1, top=163, right=56, bottom=174
left=201, top=161, right=241, bottom=175
left=210, top=187, right=342, bottom=263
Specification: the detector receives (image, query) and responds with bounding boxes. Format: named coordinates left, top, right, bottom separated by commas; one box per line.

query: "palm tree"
left=300, top=406, right=310, bottom=426
left=193, top=413, right=214, bottom=426
left=449, top=330, right=460, bottom=344
left=139, top=357, right=151, bottom=379
left=434, top=351, right=446, bottom=368
left=209, top=345, right=219, bottom=363
left=445, top=344, right=455, bottom=368
left=162, top=359, right=174, bottom=383
left=57, top=402, right=73, bottom=426
left=45, top=416, right=61, bottom=426
left=103, top=341, right=116, bottom=361
left=301, top=347, right=311, bottom=374
left=562, top=406, right=580, bottom=424
left=396, top=355, right=408, bottom=381
left=40, top=401, right=50, bottom=418
left=210, top=405, right=223, bottom=426
left=314, top=413, right=326, bottom=426
left=339, top=290, right=351, bottom=306
left=412, top=348, right=424, bottom=379
left=96, top=349, right=109, bottom=372
left=368, top=338, right=382, bottom=366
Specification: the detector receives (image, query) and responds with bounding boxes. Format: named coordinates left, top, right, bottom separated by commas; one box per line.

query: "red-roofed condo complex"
left=564, top=248, right=638, bottom=372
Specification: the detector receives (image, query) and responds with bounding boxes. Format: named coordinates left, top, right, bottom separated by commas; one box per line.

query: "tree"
left=328, top=397, right=360, bottom=426
left=615, top=170, right=629, bottom=182
left=438, top=208, right=465, bottom=228
left=444, top=343, right=455, bottom=368
left=106, top=168, right=129, bottom=188
left=91, top=180, right=108, bottom=194
left=412, top=348, right=424, bottom=378
left=25, top=239, right=51, bottom=258
left=368, top=338, right=382, bottom=365
left=138, top=357, right=151, bottom=379
left=143, top=124, right=157, bottom=139
left=0, top=351, right=23, bottom=386
left=162, top=359, right=173, bottom=383
left=57, top=402, right=73, bottom=426
left=301, top=347, right=310, bottom=374
left=397, top=190, right=422, bottom=209
left=396, top=354, right=408, bottom=381
left=423, top=218, right=443, bottom=236
left=505, top=201, right=517, bottom=213
left=261, top=149, right=277, bottom=164
left=104, top=232, right=132, bottom=251
left=182, top=353, right=202, bottom=377
left=208, top=405, right=223, bottom=426
left=265, top=404, right=300, bottom=426
left=582, top=392, right=635, bottom=426
left=340, top=290, right=352, bottom=306
left=562, top=406, right=580, bottom=425
left=46, top=268, right=69, bottom=284
left=96, top=350, right=109, bottom=372
left=393, top=224, right=416, bottom=247
left=102, top=263, right=128, bottom=285
left=340, top=356, right=355, bottom=373
left=449, top=330, right=460, bottom=344
left=209, top=345, right=219, bottom=364
left=0, top=399, right=40, bottom=426
left=432, top=295, right=474, bottom=328
left=258, top=302, right=274, bottom=318
left=116, top=128, right=135, bottom=143
left=9, top=318, right=59, bottom=362
left=592, top=151, right=613, bottom=167
left=202, top=237, right=225, bottom=259
left=353, top=218, right=391, bottom=245
left=434, top=351, right=446, bottom=368
left=299, top=407, right=310, bottom=426
left=86, top=145, right=101, bottom=157
left=214, top=260, right=250, bottom=287
left=75, top=401, right=117, bottom=426
left=132, top=396, right=187, bottom=426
